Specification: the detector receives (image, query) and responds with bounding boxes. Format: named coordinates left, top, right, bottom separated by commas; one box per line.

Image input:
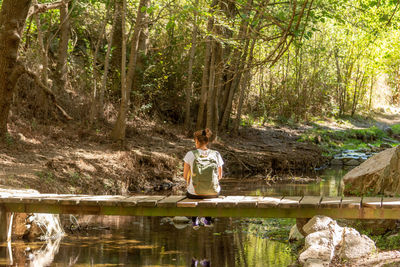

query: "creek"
left=0, top=168, right=348, bottom=266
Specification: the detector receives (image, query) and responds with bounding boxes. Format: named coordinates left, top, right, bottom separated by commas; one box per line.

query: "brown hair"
left=194, top=128, right=212, bottom=146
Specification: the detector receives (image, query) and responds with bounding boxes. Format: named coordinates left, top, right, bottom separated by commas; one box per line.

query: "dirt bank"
left=0, top=118, right=325, bottom=195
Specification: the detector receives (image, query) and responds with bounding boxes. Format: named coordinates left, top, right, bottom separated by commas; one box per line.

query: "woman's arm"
left=184, top=162, right=190, bottom=185
left=218, top=166, right=223, bottom=180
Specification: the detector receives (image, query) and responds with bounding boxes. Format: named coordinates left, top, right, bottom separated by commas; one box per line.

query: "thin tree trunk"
left=220, top=0, right=253, bottom=130
left=110, top=0, right=123, bottom=71
left=206, top=40, right=217, bottom=130
left=125, top=0, right=149, bottom=108
left=89, top=2, right=112, bottom=124
left=184, top=0, right=199, bottom=130
left=99, top=4, right=118, bottom=119
left=131, top=0, right=150, bottom=104
left=110, top=0, right=127, bottom=142
left=0, top=0, right=32, bottom=137
left=220, top=38, right=250, bottom=130
left=196, top=0, right=218, bottom=130
left=57, top=0, right=70, bottom=91
left=33, top=0, right=48, bottom=86
left=233, top=38, right=256, bottom=134
left=213, top=43, right=224, bottom=138
left=111, top=0, right=148, bottom=141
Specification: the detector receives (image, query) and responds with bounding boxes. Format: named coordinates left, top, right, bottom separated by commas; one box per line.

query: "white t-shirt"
left=184, top=149, right=224, bottom=195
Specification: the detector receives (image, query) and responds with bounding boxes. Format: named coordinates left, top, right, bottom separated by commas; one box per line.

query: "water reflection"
left=1, top=216, right=295, bottom=266
left=1, top=167, right=347, bottom=266
left=221, top=167, right=348, bottom=197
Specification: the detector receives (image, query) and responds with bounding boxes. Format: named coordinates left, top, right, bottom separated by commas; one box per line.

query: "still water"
left=1, top=168, right=346, bottom=266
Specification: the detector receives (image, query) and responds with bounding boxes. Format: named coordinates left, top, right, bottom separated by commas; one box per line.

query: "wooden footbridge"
left=0, top=193, right=400, bottom=220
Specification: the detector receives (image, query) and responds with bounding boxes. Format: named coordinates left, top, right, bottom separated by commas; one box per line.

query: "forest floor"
left=0, top=115, right=326, bottom=195
left=0, top=110, right=399, bottom=195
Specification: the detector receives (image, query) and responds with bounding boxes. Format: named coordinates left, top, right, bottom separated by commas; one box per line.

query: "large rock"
left=299, top=230, right=336, bottom=264
left=299, top=216, right=376, bottom=266
left=342, top=146, right=400, bottom=196
left=289, top=225, right=304, bottom=241
left=339, top=227, right=376, bottom=260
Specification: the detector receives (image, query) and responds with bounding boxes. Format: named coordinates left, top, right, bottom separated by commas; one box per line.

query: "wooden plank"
left=120, top=196, right=149, bottom=207
left=197, top=196, right=225, bottom=208
left=279, top=196, right=303, bottom=208
left=157, top=196, right=186, bottom=207
left=341, top=197, right=361, bottom=208
left=362, top=197, right=382, bottom=209
left=381, top=198, right=400, bottom=209
left=300, top=196, right=322, bottom=208
left=136, top=196, right=166, bottom=207
left=258, top=196, right=282, bottom=208
left=237, top=196, right=262, bottom=208
left=215, top=196, right=244, bottom=208
left=320, top=197, right=342, bottom=208
left=177, top=198, right=200, bottom=208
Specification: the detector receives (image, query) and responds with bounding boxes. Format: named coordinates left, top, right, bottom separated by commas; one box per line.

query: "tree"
left=0, top=0, right=32, bottom=137
left=57, top=0, right=70, bottom=92
left=111, top=0, right=150, bottom=141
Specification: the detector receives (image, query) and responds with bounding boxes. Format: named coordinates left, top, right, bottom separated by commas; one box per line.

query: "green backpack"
left=191, top=150, right=219, bottom=195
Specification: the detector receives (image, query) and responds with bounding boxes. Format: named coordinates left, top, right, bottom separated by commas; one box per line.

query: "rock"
left=12, top=213, right=30, bottom=238
left=344, top=159, right=361, bottom=166
left=304, top=259, right=330, bottom=267
left=330, top=159, right=343, bottom=166
left=339, top=227, right=376, bottom=260
left=299, top=230, right=336, bottom=264
left=342, top=146, right=400, bottom=196
left=384, top=127, right=394, bottom=136
left=160, top=217, right=173, bottom=224
left=380, top=143, right=392, bottom=149
left=303, top=216, right=336, bottom=235
left=172, top=216, right=190, bottom=223
left=289, top=225, right=304, bottom=241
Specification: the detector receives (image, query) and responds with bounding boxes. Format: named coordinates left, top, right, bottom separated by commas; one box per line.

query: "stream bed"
left=0, top=168, right=347, bottom=266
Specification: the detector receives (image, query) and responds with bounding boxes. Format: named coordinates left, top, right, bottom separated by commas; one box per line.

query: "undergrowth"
left=298, top=125, right=400, bottom=156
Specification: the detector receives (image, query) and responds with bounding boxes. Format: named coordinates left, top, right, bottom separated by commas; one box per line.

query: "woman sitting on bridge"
left=183, top=128, right=224, bottom=229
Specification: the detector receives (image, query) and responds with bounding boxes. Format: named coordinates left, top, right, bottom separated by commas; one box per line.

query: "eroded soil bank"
left=0, top=119, right=324, bottom=195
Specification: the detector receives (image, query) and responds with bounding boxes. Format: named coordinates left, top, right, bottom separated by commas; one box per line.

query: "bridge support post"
left=0, top=205, right=7, bottom=242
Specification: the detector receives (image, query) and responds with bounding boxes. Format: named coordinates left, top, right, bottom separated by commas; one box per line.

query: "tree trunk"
left=184, top=0, right=199, bottom=130
left=219, top=0, right=253, bottom=130
left=33, top=0, right=48, bottom=86
left=213, top=43, right=224, bottom=138
left=110, top=0, right=123, bottom=71
left=131, top=0, right=150, bottom=104
left=125, top=0, right=149, bottom=109
left=110, top=0, right=127, bottom=142
left=99, top=4, right=118, bottom=119
left=57, top=0, right=70, bottom=91
left=111, top=0, right=148, bottom=141
left=195, top=0, right=218, bottom=130
left=206, top=40, right=217, bottom=130
left=89, top=1, right=112, bottom=125
left=0, top=0, right=32, bottom=137
left=233, top=38, right=256, bottom=134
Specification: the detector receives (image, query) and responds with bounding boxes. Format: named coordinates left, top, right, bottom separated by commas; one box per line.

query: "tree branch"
left=27, top=0, right=70, bottom=19
left=12, top=62, right=73, bottom=120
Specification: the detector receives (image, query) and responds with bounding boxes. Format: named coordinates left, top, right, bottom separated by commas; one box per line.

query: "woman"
left=183, top=128, right=224, bottom=229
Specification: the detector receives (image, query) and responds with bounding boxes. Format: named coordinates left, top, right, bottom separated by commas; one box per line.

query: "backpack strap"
left=192, top=149, right=200, bottom=158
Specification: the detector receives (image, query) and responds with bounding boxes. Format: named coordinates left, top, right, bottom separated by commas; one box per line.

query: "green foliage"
left=392, top=124, right=400, bottom=135
left=298, top=124, right=397, bottom=155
